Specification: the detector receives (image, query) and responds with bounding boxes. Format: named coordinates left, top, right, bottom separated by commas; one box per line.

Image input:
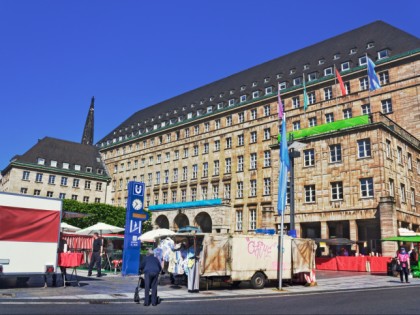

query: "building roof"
left=2, top=137, right=109, bottom=179
left=97, top=21, right=420, bottom=147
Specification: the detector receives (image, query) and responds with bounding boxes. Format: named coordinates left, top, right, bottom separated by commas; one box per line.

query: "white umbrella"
left=140, top=228, right=175, bottom=242
left=60, top=222, right=81, bottom=232
left=75, top=222, right=124, bottom=235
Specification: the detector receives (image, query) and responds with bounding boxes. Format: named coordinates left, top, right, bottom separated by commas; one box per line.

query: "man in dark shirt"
left=88, top=232, right=103, bottom=277
left=140, top=248, right=162, bottom=306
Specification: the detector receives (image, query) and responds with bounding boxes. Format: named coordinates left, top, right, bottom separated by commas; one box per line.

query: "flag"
left=335, top=68, right=347, bottom=96
left=277, top=83, right=284, bottom=119
left=277, top=115, right=290, bottom=215
left=303, top=76, right=309, bottom=111
left=367, top=57, right=381, bottom=91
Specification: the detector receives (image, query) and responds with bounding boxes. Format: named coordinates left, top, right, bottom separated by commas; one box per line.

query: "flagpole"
left=334, top=64, right=338, bottom=106
left=278, top=199, right=285, bottom=290
left=366, top=53, right=372, bottom=111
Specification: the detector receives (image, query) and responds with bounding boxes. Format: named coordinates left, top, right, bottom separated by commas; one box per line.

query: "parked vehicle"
left=0, top=192, right=62, bottom=282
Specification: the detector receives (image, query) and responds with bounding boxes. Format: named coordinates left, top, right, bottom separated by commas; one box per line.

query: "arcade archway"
left=194, top=212, right=212, bottom=233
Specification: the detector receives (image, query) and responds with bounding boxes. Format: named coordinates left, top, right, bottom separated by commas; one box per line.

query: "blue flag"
left=367, top=57, right=381, bottom=91
left=277, top=115, right=290, bottom=215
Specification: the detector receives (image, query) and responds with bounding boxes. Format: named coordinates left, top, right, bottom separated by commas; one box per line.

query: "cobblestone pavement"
left=1, top=270, right=419, bottom=302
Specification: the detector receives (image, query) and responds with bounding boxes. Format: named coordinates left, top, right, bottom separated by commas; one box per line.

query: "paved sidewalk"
left=1, top=270, right=419, bottom=302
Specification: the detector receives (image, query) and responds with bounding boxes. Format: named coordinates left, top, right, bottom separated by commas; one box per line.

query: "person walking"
left=140, top=248, right=162, bottom=306
left=88, top=232, right=103, bottom=277
left=397, top=247, right=411, bottom=283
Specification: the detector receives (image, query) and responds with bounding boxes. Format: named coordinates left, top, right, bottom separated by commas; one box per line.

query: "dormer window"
left=97, top=169, right=104, bottom=175
left=359, top=56, right=367, bottom=66
left=308, top=72, right=317, bottom=81
left=50, top=160, right=57, bottom=167
left=74, top=164, right=81, bottom=171
left=350, top=48, right=357, bottom=55
left=276, top=73, right=283, bottom=79
left=200, top=100, right=204, bottom=105
left=62, top=162, right=69, bottom=169
left=153, top=124, right=158, bottom=130
left=240, top=85, right=246, bottom=91
left=289, top=69, right=296, bottom=75
left=187, top=112, right=193, bottom=119
left=37, top=158, right=45, bottom=165
left=303, top=64, right=310, bottom=70
left=279, top=82, right=287, bottom=90
left=293, top=77, right=302, bottom=86
left=207, top=106, right=213, bottom=113
left=264, top=77, right=270, bottom=83
left=228, top=99, right=235, bottom=106
left=230, top=89, right=235, bottom=95
left=265, top=86, right=273, bottom=95
left=324, top=67, right=333, bottom=76
left=252, top=81, right=257, bottom=87
left=341, top=61, right=350, bottom=71
left=377, top=49, right=390, bottom=60
left=334, top=53, right=340, bottom=60
left=217, top=102, right=224, bottom=109
left=318, top=59, right=325, bottom=65
left=252, top=91, right=260, bottom=99
left=367, top=42, right=375, bottom=49
left=219, top=93, right=224, bottom=98
left=86, top=167, right=92, bottom=173
left=240, top=95, right=247, bottom=102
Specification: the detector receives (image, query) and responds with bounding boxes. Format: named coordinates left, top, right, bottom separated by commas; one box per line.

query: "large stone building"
left=1, top=98, right=111, bottom=203
left=97, top=21, right=420, bottom=256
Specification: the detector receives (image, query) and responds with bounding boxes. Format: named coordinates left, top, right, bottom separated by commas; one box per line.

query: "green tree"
left=62, top=199, right=152, bottom=232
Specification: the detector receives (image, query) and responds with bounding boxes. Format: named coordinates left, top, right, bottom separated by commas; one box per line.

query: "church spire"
left=81, top=96, right=95, bottom=145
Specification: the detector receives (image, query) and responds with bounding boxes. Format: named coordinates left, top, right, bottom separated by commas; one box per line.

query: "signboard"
left=122, top=181, right=149, bottom=276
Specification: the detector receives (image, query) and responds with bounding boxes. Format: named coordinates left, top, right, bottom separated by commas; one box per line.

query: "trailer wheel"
left=250, top=272, right=265, bottom=289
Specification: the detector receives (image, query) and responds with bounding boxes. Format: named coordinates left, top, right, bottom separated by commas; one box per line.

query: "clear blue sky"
left=1, top=0, right=419, bottom=170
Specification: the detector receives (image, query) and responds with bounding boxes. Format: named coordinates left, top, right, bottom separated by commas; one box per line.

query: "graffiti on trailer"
left=246, top=237, right=276, bottom=259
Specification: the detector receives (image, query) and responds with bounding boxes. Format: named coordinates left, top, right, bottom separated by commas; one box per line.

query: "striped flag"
left=335, top=68, right=347, bottom=96
left=277, top=114, right=290, bottom=215
left=367, top=57, right=381, bottom=91
left=278, top=83, right=284, bottom=119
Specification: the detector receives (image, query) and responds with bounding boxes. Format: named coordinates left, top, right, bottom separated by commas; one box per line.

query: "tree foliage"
left=62, top=199, right=153, bottom=232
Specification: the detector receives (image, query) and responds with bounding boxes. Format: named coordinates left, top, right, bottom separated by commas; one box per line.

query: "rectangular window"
left=358, top=139, right=371, bottom=158
left=184, top=148, right=189, bottom=158
left=20, top=187, right=28, bottom=194
left=34, top=189, right=41, bottom=196
left=148, top=173, right=153, bottom=186
left=212, top=184, right=219, bottom=199
left=204, top=122, right=210, bottom=132
left=309, top=117, right=317, bottom=127
left=386, top=139, right=392, bottom=158
left=226, top=116, right=232, bottom=126
left=236, top=210, right=243, bottom=230
left=73, top=179, right=80, bottom=188
left=379, top=71, right=389, bottom=85
left=264, top=151, right=271, bottom=167
left=201, top=186, right=208, bottom=199
left=293, top=121, right=300, bottom=131
left=341, top=61, right=350, bottom=71
left=308, top=72, right=317, bottom=82
left=240, top=95, right=247, bottom=102
left=304, top=149, right=315, bottom=166
left=265, top=86, right=273, bottom=95
left=194, top=125, right=199, bottom=135
left=35, top=173, right=43, bottom=183
left=226, top=137, right=232, bottom=149
left=360, top=178, right=374, bottom=198
left=203, top=143, right=209, bottom=154
left=162, top=191, right=168, bottom=204
left=228, top=99, right=235, bottom=106
left=249, top=209, right=257, bottom=230
left=411, top=188, right=416, bottom=206
left=181, top=189, right=187, bottom=202
left=192, top=164, right=198, bottom=179
left=250, top=153, right=257, bottom=169
left=46, top=191, right=53, bottom=198
left=82, top=196, right=89, bottom=203
left=96, top=182, right=102, bottom=191
left=71, top=194, right=78, bottom=200
left=238, top=134, right=244, bottom=146
left=214, top=140, right=220, bottom=151
left=324, top=87, right=333, bottom=100
left=343, top=108, right=352, bottom=119
left=61, top=177, right=68, bottom=186
left=361, top=104, right=371, bottom=115
left=164, top=170, right=169, bottom=184
left=238, top=112, right=245, bottom=123
left=331, top=182, right=343, bottom=200
left=293, top=77, right=302, bottom=86
left=215, top=119, right=221, bottom=129
left=237, top=156, right=244, bottom=172
left=381, top=99, right=393, bottom=114
left=359, top=77, right=369, bottom=90
left=292, top=96, right=300, bottom=109
left=308, top=92, right=316, bottom=105
left=193, top=145, right=199, bottom=156
left=171, top=190, right=177, bottom=203
left=264, top=178, right=271, bottom=195
left=344, top=82, right=351, bottom=95
left=250, top=180, right=257, bottom=197
left=279, top=82, right=287, bottom=90
left=330, top=144, right=342, bottom=163
left=250, top=131, right=257, bottom=143
left=22, top=171, right=30, bottom=180
left=85, top=180, right=91, bottom=190
left=400, top=184, right=406, bottom=203
left=173, top=168, right=178, bottom=182
left=237, top=182, right=243, bottom=198
left=263, top=105, right=271, bottom=116
left=174, top=150, right=179, bottom=160
left=225, top=158, right=231, bottom=173
left=94, top=197, right=101, bottom=203
left=191, top=188, right=197, bottom=201
left=203, top=163, right=209, bottom=177
left=250, top=109, right=257, bottom=120
left=389, top=178, right=395, bottom=197
left=59, top=193, right=66, bottom=199
left=165, top=152, right=170, bottom=162
left=325, top=113, right=334, bottom=123
left=378, top=49, right=389, bottom=60
left=263, top=128, right=270, bottom=140
left=224, top=183, right=231, bottom=199
left=408, top=153, right=412, bottom=170
left=324, top=67, right=333, bottom=76
left=305, top=185, right=316, bottom=203
left=252, top=91, right=260, bottom=99
left=213, top=160, right=220, bottom=176
left=397, top=146, right=402, bottom=164
left=359, top=55, right=367, bottom=66
left=48, top=175, right=56, bottom=185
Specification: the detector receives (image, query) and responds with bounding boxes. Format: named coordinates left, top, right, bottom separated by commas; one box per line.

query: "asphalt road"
left=1, top=285, right=419, bottom=315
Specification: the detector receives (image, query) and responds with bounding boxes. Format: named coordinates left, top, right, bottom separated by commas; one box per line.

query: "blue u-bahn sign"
left=122, top=181, right=149, bottom=276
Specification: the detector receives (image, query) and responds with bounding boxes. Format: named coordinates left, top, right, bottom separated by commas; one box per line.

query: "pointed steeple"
left=81, top=97, right=95, bottom=145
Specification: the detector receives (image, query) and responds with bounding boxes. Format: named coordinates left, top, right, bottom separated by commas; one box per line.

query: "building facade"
left=97, top=21, right=420, bottom=256
left=1, top=98, right=111, bottom=203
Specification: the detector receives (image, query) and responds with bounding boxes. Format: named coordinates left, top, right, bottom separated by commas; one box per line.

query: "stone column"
left=321, top=221, right=329, bottom=256
left=379, top=196, right=398, bottom=257
left=295, top=223, right=301, bottom=238
left=349, top=220, right=358, bottom=253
